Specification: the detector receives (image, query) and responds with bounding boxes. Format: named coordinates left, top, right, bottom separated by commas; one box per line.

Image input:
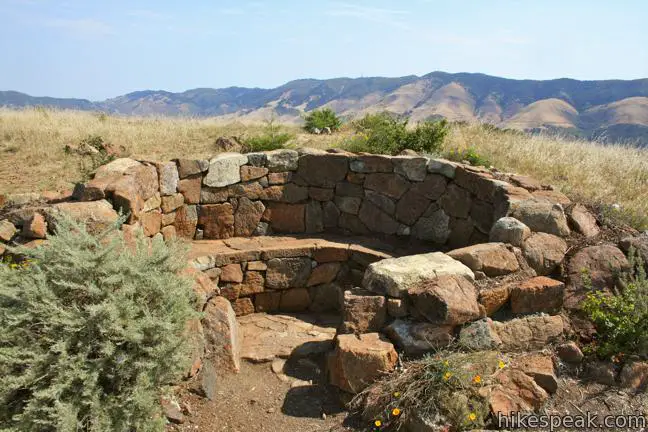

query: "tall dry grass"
left=1, top=107, right=646, bottom=229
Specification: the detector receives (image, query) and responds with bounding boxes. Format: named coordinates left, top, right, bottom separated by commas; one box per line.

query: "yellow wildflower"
left=374, top=419, right=382, bottom=427
left=498, top=360, right=506, bottom=369
left=468, top=412, right=477, bottom=422
left=393, top=391, right=401, bottom=398
left=473, top=375, right=482, bottom=384
left=392, top=408, right=401, bottom=416
left=443, top=371, right=452, bottom=381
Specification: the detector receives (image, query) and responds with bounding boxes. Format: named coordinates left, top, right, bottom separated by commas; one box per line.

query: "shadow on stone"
left=281, top=384, right=345, bottom=418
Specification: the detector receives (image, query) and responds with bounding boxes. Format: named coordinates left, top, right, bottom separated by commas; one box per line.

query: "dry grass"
left=1, top=107, right=646, bottom=229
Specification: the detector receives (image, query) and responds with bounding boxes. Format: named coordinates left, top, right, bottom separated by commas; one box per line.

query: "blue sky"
left=1, top=0, right=646, bottom=100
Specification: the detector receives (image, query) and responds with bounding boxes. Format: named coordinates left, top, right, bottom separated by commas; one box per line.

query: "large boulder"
left=490, top=369, right=549, bottom=416
left=459, top=318, right=502, bottom=350
left=522, top=233, right=567, bottom=276
left=619, top=233, right=648, bottom=269
left=363, top=252, right=474, bottom=298
left=407, top=275, right=481, bottom=325
left=94, top=157, right=142, bottom=179
left=0, top=219, right=18, bottom=242
left=201, top=296, right=241, bottom=373
left=513, top=353, right=558, bottom=393
left=565, top=244, right=630, bottom=309
left=384, top=319, right=454, bottom=357
left=328, top=333, right=398, bottom=393
left=447, top=243, right=520, bottom=277
left=493, top=315, right=564, bottom=351
left=47, top=200, right=119, bottom=234
left=339, top=290, right=387, bottom=334
left=509, top=199, right=570, bottom=237
left=203, top=153, right=248, bottom=187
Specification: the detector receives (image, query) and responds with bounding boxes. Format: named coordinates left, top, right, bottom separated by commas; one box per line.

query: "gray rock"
left=362, top=252, right=474, bottom=298
left=412, top=208, right=450, bottom=243
left=459, top=318, right=502, bottom=350
left=203, top=153, right=248, bottom=187
left=509, top=199, right=570, bottom=237
left=489, top=217, right=531, bottom=247
left=393, top=156, right=428, bottom=181
left=157, top=161, right=179, bottom=195
left=384, top=319, right=454, bottom=356
left=265, top=149, right=299, bottom=172
left=427, top=158, right=458, bottom=178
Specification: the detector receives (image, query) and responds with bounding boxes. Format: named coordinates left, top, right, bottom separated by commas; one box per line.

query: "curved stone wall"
left=73, top=149, right=550, bottom=249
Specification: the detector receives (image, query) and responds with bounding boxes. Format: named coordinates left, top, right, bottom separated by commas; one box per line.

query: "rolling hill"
left=2, top=72, right=648, bottom=146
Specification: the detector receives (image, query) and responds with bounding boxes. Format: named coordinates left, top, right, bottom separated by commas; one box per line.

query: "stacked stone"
left=189, top=239, right=391, bottom=316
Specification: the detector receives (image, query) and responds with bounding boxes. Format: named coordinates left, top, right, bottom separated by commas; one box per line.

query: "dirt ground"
left=167, top=356, right=365, bottom=432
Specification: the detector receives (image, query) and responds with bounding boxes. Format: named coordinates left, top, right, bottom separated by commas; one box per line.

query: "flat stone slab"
left=238, top=313, right=338, bottom=362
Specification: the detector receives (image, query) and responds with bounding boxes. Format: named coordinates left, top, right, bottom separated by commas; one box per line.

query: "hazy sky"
left=1, top=0, right=646, bottom=100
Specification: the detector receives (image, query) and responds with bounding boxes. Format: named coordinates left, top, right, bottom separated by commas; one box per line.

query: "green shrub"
left=352, top=350, right=503, bottom=431
left=445, top=147, right=491, bottom=167
left=0, top=215, right=197, bottom=431
left=65, top=135, right=117, bottom=182
left=303, top=108, right=342, bottom=133
left=342, top=112, right=448, bottom=155
left=582, top=248, right=648, bottom=359
left=240, top=117, right=294, bottom=152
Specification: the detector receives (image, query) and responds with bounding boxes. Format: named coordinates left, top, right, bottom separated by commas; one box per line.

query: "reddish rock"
left=510, top=276, right=565, bottom=314
left=254, top=291, right=282, bottom=313
left=479, top=285, right=511, bottom=315
left=240, top=165, right=268, bottom=181
left=532, top=189, right=571, bottom=206
left=199, top=203, right=234, bottom=239
left=0, top=219, right=17, bottom=242
left=556, top=342, right=584, bottom=364
left=493, top=315, right=564, bottom=351
left=305, top=200, right=324, bottom=233
left=313, top=246, right=349, bottom=263
left=490, top=369, right=549, bottom=416
left=178, top=174, right=202, bottom=204
left=49, top=200, right=119, bottom=234
left=364, top=173, right=410, bottom=199
left=161, top=193, right=184, bottom=213
left=232, top=298, right=255, bottom=316
left=161, top=225, right=176, bottom=241
left=307, top=262, right=341, bottom=286
left=111, top=175, right=144, bottom=223
left=239, top=271, right=265, bottom=296
left=339, top=290, right=387, bottom=334
left=124, top=164, right=159, bottom=201
left=448, top=243, right=520, bottom=277
left=221, top=264, right=244, bottom=283
left=176, top=159, right=208, bottom=178
left=183, top=318, right=205, bottom=378
left=174, top=205, right=198, bottom=239
left=74, top=174, right=121, bottom=201
left=260, top=184, right=308, bottom=203
left=408, top=275, right=481, bottom=326
left=567, top=204, right=600, bottom=238
left=161, top=212, right=176, bottom=226
left=234, top=197, right=265, bottom=237
left=309, top=283, right=342, bottom=313
left=202, top=296, right=241, bottom=372
left=328, top=333, right=398, bottom=393
left=22, top=213, right=47, bottom=239
left=619, top=361, right=648, bottom=390
left=510, top=174, right=543, bottom=191
left=279, top=288, right=311, bottom=312
left=264, top=203, right=306, bottom=233
left=454, top=167, right=498, bottom=202
left=513, top=353, right=558, bottom=393
left=522, top=233, right=567, bottom=276
left=358, top=201, right=399, bottom=235
left=267, top=172, right=292, bottom=185
left=139, top=210, right=162, bottom=236
left=266, top=257, right=312, bottom=289
left=410, top=174, right=448, bottom=200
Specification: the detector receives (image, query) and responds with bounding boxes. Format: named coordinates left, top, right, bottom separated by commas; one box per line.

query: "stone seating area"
left=3, top=147, right=648, bottom=427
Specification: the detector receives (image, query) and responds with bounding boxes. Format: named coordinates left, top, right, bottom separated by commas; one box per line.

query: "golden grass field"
left=1, top=107, right=647, bottom=229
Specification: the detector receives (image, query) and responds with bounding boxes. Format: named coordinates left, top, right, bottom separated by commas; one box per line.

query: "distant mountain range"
left=3, top=71, right=648, bottom=146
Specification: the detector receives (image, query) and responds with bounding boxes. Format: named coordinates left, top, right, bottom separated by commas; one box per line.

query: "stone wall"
left=72, top=149, right=547, bottom=248
left=188, top=237, right=393, bottom=317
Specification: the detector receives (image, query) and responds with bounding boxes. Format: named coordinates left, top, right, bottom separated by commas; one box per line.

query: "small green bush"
left=303, top=108, right=342, bottom=133
left=446, top=147, right=491, bottom=167
left=0, top=215, right=197, bottom=431
left=582, top=248, right=648, bottom=359
left=352, top=350, right=502, bottom=431
left=342, top=112, right=448, bottom=155
left=240, top=117, right=294, bottom=152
